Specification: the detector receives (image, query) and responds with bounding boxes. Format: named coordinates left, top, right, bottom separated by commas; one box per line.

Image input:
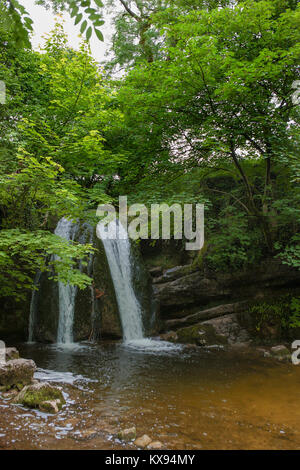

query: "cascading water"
left=97, top=219, right=144, bottom=342
left=55, top=217, right=79, bottom=344
left=28, top=271, right=42, bottom=343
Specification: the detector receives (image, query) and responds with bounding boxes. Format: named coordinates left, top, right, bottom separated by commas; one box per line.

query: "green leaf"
left=86, top=26, right=92, bottom=41
left=70, top=6, right=79, bottom=18
left=80, top=20, right=87, bottom=34
left=74, top=13, right=82, bottom=26
left=94, top=28, right=104, bottom=41
left=93, top=19, right=104, bottom=27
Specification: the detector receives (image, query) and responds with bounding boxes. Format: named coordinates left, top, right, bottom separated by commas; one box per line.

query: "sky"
left=19, top=0, right=116, bottom=63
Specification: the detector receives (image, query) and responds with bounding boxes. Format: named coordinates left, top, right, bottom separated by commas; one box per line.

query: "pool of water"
left=2, top=341, right=300, bottom=449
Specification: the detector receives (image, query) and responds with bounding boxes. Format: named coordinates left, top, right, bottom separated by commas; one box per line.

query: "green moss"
left=176, top=323, right=228, bottom=346
left=191, top=242, right=208, bottom=269
left=19, top=387, right=65, bottom=409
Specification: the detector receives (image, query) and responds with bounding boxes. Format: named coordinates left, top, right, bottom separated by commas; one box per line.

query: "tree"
left=0, top=23, right=125, bottom=300
left=118, top=0, right=300, bottom=256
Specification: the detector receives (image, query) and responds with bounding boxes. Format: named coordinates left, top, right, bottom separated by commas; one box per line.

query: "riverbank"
left=1, top=341, right=300, bottom=450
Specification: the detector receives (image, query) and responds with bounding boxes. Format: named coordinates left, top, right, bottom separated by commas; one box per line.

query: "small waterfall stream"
left=28, top=271, right=42, bottom=343
left=28, top=217, right=157, bottom=346
left=97, top=219, right=145, bottom=342
left=55, top=217, right=79, bottom=344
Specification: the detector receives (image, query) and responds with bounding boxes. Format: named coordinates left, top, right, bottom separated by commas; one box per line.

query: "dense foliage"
left=0, top=0, right=299, bottom=304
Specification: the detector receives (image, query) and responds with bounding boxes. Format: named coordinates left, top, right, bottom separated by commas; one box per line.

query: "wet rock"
left=175, top=323, right=228, bottom=346
left=149, top=267, right=163, bottom=277
left=148, top=441, right=163, bottom=450
left=230, top=342, right=251, bottom=350
left=270, top=345, right=290, bottom=357
left=134, top=434, right=152, bottom=448
left=201, top=314, right=251, bottom=345
left=256, top=348, right=272, bottom=358
left=15, top=381, right=65, bottom=410
left=0, top=358, right=36, bottom=391
left=117, top=426, right=136, bottom=441
left=1, top=389, right=18, bottom=399
left=154, top=273, right=220, bottom=306
left=5, top=347, right=19, bottom=361
left=39, top=399, right=60, bottom=414
left=160, top=331, right=178, bottom=342
left=166, top=302, right=248, bottom=329
left=72, top=428, right=100, bottom=440
left=153, top=265, right=198, bottom=284
left=184, top=343, right=199, bottom=350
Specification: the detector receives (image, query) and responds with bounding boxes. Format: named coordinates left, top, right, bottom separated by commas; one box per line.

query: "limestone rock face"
left=0, top=358, right=36, bottom=391
left=163, top=314, right=250, bottom=347
left=15, top=381, right=65, bottom=410
left=154, top=259, right=300, bottom=318
left=154, top=272, right=220, bottom=309
left=153, top=259, right=300, bottom=345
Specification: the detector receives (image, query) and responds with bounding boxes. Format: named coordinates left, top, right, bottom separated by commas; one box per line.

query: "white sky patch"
left=19, top=0, right=114, bottom=63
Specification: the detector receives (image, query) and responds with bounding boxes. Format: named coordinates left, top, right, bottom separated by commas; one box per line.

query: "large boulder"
left=15, top=381, right=65, bottom=410
left=0, top=358, right=36, bottom=391
left=154, top=272, right=221, bottom=309
left=5, top=347, right=19, bottom=361
left=201, top=314, right=251, bottom=345
left=174, top=323, right=228, bottom=346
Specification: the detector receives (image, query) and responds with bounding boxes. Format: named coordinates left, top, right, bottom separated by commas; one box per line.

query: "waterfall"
left=28, top=271, right=42, bottom=343
left=97, top=219, right=144, bottom=342
left=55, top=217, right=79, bottom=344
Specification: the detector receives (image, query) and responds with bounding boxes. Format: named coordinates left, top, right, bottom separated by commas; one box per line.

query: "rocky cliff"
left=149, top=259, right=300, bottom=346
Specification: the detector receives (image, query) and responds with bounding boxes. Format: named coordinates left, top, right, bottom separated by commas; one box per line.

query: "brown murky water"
left=1, top=341, right=300, bottom=450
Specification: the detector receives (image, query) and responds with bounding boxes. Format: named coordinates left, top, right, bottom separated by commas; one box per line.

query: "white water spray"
left=97, top=219, right=144, bottom=342
left=55, top=217, right=79, bottom=344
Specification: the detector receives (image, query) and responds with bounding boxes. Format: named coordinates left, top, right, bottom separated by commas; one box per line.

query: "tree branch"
left=118, top=0, right=140, bottom=21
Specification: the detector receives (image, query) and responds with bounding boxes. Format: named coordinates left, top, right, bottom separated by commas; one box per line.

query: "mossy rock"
left=39, top=400, right=61, bottom=413
left=0, top=359, right=36, bottom=391
left=176, top=323, right=228, bottom=346
left=15, top=382, right=65, bottom=410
